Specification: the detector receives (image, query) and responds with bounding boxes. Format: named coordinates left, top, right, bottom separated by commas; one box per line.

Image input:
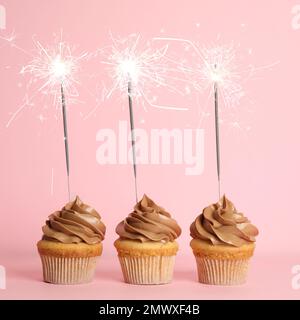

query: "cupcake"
left=190, top=195, right=258, bottom=285
left=114, top=194, right=181, bottom=285
left=37, top=196, right=106, bottom=284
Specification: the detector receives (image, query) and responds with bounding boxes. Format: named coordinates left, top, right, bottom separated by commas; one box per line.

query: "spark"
left=154, top=36, right=279, bottom=131
left=0, top=30, right=31, bottom=55
left=37, top=114, right=47, bottom=123
left=0, top=31, right=16, bottom=43
left=230, top=121, right=242, bottom=129
left=196, top=44, right=245, bottom=109
left=6, top=93, right=35, bottom=128
left=223, top=118, right=253, bottom=137
left=185, top=85, right=191, bottom=94
left=196, top=44, right=279, bottom=110
left=99, top=33, right=188, bottom=113
left=154, top=41, right=247, bottom=109
left=20, top=36, right=87, bottom=103
left=0, top=30, right=17, bottom=47
left=4, top=32, right=87, bottom=127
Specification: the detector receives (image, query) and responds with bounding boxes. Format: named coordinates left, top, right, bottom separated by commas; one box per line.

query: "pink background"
left=0, top=0, right=299, bottom=299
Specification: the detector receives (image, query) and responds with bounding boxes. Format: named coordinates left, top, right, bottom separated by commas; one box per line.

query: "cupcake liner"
left=40, top=255, right=98, bottom=285
left=194, top=256, right=250, bottom=285
left=118, top=255, right=176, bottom=285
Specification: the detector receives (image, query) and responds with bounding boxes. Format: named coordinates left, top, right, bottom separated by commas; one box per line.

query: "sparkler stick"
left=213, top=67, right=221, bottom=199
left=127, top=80, right=138, bottom=203
left=60, top=83, right=71, bottom=201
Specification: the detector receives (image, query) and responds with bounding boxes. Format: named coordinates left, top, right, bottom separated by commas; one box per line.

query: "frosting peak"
left=190, top=195, right=258, bottom=247
left=42, top=196, right=106, bottom=244
left=116, top=194, right=181, bottom=242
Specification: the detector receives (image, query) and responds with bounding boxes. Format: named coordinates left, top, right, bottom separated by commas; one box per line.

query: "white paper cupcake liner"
left=118, top=255, right=175, bottom=285
left=40, top=255, right=98, bottom=285
left=195, top=256, right=250, bottom=285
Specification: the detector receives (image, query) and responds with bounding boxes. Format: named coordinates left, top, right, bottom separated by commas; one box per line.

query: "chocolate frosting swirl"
left=190, top=195, right=258, bottom=247
left=42, top=196, right=106, bottom=244
left=116, top=194, right=181, bottom=242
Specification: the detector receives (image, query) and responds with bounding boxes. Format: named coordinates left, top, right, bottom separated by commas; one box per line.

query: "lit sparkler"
left=4, top=33, right=87, bottom=200
left=193, top=43, right=276, bottom=198
left=154, top=37, right=278, bottom=198
left=154, top=39, right=243, bottom=198
left=197, top=45, right=240, bottom=198
left=99, top=34, right=188, bottom=202
left=24, top=37, right=86, bottom=200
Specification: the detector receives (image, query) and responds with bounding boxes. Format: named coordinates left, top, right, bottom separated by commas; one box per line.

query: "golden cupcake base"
left=190, top=239, right=255, bottom=285
left=114, top=239, right=178, bottom=285
left=40, top=255, right=98, bottom=285
left=37, top=240, right=103, bottom=285
left=118, top=255, right=175, bottom=285
left=194, top=256, right=250, bottom=285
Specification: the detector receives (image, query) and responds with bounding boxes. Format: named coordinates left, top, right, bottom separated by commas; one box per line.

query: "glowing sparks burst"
left=0, top=30, right=17, bottom=49
left=153, top=37, right=250, bottom=111
left=198, top=44, right=244, bottom=108
left=168, top=41, right=248, bottom=109
left=192, top=43, right=255, bottom=131
left=0, top=31, right=15, bottom=43
left=4, top=33, right=87, bottom=127
left=154, top=36, right=279, bottom=131
left=20, top=37, right=86, bottom=105
left=99, top=34, right=188, bottom=111
left=194, top=43, right=277, bottom=130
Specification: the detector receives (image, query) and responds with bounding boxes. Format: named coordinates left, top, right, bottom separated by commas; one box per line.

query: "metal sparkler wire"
left=127, top=80, right=138, bottom=203
left=60, top=83, right=71, bottom=201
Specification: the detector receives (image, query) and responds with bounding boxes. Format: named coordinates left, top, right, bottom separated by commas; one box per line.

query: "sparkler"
left=199, top=47, right=236, bottom=198
left=154, top=37, right=278, bottom=198
left=199, top=45, right=243, bottom=198
left=198, top=45, right=245, bottom=198
left=10, top=35, right=87, bottom=200
left=100, top=34, right=188, bottom=202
